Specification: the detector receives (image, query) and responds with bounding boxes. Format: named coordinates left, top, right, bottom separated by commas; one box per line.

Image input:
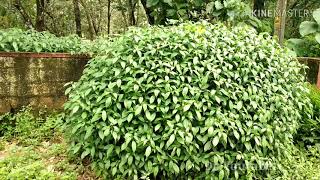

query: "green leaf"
left=145, top=146, right=152, bottom=157
left=155, top=124, right=161, bottom=131
left=166, top=134, right=175, bottom=148
left=170, top=161, right=180, bottom=173
left=84, top=126, right=93, bottom=139
left=73, top=144, right=81, bottom=154
left=127, top=113, right=133, bottom=122
left=147, top=0, right=159, bottom=7
left=316, top=33, right=320, bottom=44
left=212, top=136, right=219, bottom=147
left=128, top=156, right=133, bottom=165
left=146, top=110, right=156, bottom=121
left=299, top=21, right=319, bottom=36
left=98, top=130, right=104, bottom=140
left=81, top=149, right=90, bottom=159
left=233, top=130, right=240, bottom=140
left=313, top=8, right=320, bottom=24
left=104, top=128, right=110, bottom=136
left=183, top=104, right=191, bottom=112
left=215, top=1, right=224, bottom=10
left=163, top=0, right=172, bottom=6
left=72, top=106, right=80, bottom=114
left=206, top=2, right=214, bottom=13
left=219, top=169, right=224, bottom=179
left=182, top=87, right=188, bottom=96
left=204, top=141, right=212, bottom=151
left=186, top=160, right=193, bottom=170
left=236, top=101, right=243, bottom=110
left=106, top=97, right=112, bottom=107
left=208, top=127, right=214, bottom=136
left=132, top=141, right=137, bottom=152
left=124, top=100, right=132, bottom=109
left=102, top=111, right=107, bottom=121
left=135, top=105, right=142, bottom=115
left=12, top=42, right=18, bottom=51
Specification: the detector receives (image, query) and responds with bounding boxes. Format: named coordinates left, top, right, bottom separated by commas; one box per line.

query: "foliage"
left=0, top=28, right=87, bottom=53
left=288, top=8, right=320, bottom=57
left=0, top=141, right=81, bottom=179
left=299, top=8, right=320, bottom=42
left=64, top=21, right=311, bottom=179
left=0, top=28, right=114, bottom=55
left=0, top=108, right=95, bottom=179
left=145, top=0, right=260, bottom=27
left=0, top=107, right=64, bottom=146
left=274, top=145, right=320, bottom=179
left=295, top=84, right=320, bottom=145
left=287, top=37, right=320, bottom=57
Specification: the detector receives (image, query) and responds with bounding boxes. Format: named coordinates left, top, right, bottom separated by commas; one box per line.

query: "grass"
left=0, top=107, right=98, bottom=180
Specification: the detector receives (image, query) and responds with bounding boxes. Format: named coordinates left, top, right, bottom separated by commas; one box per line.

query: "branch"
left=13, top=0, right=34, bottom=28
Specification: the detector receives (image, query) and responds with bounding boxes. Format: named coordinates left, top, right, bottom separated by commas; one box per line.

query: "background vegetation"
left=0, top=0, right=320, bottom=179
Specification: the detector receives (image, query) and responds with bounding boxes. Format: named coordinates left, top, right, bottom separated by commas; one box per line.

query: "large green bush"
left=64, top=21, right=311, bottom=179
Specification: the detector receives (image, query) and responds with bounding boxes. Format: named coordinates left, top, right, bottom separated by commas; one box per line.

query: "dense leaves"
left=295, top=85, right=320, bottom=145
left=145, top=0, right=260, bottom=27
left=0, top=28, right=84, bottom=53
left=0, top=28, right=113, bottom=55
left=287, top=37, right=320, bottom=57
left=64, top=21, right=311, bottom=179
left=299, top=8, right=320, bottom=41
left=288, top=8, right=320, bottom=57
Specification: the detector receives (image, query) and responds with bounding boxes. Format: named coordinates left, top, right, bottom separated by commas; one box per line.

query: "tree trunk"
left=73, top=0, right=82, bottom=37
left=253, top=0, right=265, bottom=18
left=274, top=0, right=287, bottom=45
left=128, top=0, right=136, bottom=26
left=118, top=0, right=128, bottom=28
left=35, top=0, right=46, bottom=31
left=140, top=0, right=155, bottom=25
left=79, top=0, right=96, bottom=39
left=107, top=0, right=111, bottom=34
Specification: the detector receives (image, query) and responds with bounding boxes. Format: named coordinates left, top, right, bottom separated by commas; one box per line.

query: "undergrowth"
left=0, top=107, right=97, bottom=179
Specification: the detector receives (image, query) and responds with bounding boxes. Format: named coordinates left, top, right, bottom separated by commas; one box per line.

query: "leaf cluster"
left=0, top=28, right=85, bottom=53
left=288, top=8, right=320, bottom=57
left=0, top=28, right=112, bottom=55
left=295, top=84, right=320, bottom=145
left=146, top=0, right=260, bottom=27
left=0, top=107, right=64, bottom=146
left=64, top=21, right=311, bottom=179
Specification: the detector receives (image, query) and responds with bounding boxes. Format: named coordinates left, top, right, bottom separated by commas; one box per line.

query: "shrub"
left=0, top=107, right=64, bottom=145
left=0, top=28, right=111, bottom=55
left=0, top=28, right=86, bottom=53
left=64, top=21, right=311, bottom=179
left=274, top=145, right=320, bottom=179
left=295, top=84, right=320, bottom=145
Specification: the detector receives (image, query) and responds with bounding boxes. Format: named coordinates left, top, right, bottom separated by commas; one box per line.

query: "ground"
left=0, top=135, right=97, bottom=180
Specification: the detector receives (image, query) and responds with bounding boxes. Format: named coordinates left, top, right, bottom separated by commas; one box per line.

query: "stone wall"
left=0, top=53, right=88, bottom=113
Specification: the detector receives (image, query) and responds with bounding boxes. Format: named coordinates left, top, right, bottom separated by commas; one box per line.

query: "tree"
left=128, top=0, right=136, bottom=26
left=274, top=0, right=287, bottom=45
left=73, top=0, right=82, bottom=37
left=107, top=0, right=111, bottom=34
left=140, top=0, right=154, bottom=24
left=35, top=0, right=46, bottom=31
left=253, top=0, right=266, bottom=18
left=13, top=0, right=34, bottom=28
